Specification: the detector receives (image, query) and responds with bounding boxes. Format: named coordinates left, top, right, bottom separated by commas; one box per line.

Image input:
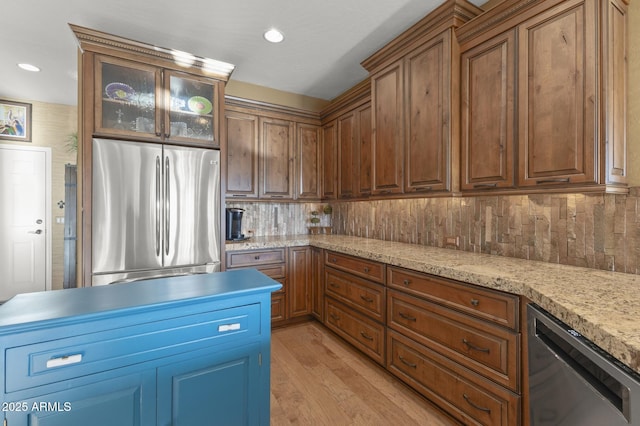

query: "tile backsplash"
left=228, top=188, right=640, bottom=274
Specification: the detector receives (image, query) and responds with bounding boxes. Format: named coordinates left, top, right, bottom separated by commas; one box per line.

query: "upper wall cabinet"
left=361, top=0, right=482, bottom=198
left=224, top=97, right=322, bottom=201
left=458, top=0, right=628, bottom=194
left=95, top=55, right=223, bottom=147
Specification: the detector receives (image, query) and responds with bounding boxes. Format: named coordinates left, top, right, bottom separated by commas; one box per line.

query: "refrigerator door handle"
left=155, top=155, right=161, bottom=257
left=165, top=156, right=170, bottom=256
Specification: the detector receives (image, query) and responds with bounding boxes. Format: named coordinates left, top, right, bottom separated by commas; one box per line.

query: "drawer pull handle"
left=254, top=255, right=261, bottom=260
left=363, top=267, right=370, bottom=273
left=399, top=312, right=417, bottom=322
left=46, top=354, right=83, bottom=369
left=329, top=282, right=340, bottom=289
left=463, top=394, right=492, bottom=413
left=470, top=299, right=480, bottom=307
left=360, top=295, right=374, bottom=303
left=360, top=331, right=374, bottom=341
left=218, top=323, right=241, bottom=332
left=462, top=339, right=490, bottom=353
left=403, top=279, right=411, bottom=286
left=329, top=313, right=340, bottom=321
left=331, top=257, right=337, bottom=263
left=399, top=356, right=417, bottom=369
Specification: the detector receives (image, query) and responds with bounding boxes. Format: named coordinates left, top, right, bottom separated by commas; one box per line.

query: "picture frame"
left=0, top=100, right=32, bottom=142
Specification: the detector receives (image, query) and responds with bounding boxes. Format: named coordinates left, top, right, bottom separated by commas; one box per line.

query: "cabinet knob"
left=470, top=299, right=480, bottom=307
left=403, top=279, right=411, bottom=286
left=363, top=267, right=370, bottom=273
left=255, top=255, right=261, bottom=260
left=331, top=257, right=337, bottom=263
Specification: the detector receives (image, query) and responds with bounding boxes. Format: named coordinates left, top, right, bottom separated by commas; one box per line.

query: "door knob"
left=28, top=229, right=43, bottom=235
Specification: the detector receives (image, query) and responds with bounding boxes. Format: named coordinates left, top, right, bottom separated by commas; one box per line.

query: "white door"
left=0, top=145, right=50, bottom=301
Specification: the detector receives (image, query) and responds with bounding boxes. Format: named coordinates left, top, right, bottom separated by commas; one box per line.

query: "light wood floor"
left=270, top=322, right=458, bottom=426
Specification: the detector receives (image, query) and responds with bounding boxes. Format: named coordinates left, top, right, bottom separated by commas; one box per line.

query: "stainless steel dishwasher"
left=528, top=303, right=640, bottom=425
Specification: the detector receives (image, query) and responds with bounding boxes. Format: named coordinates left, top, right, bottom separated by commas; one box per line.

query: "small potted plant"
left=309, top=211, right=321, bottom=234
left=322, top=204, right=333, bottom=234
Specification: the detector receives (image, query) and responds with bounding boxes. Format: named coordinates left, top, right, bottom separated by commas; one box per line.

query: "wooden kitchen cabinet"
left=225, top=110, right=259, bottom=198
left=337, top=111, right=358, bottom=199
left=404, top=30, right=454, bottom=193
left=370, top=60, right=405, bottom=195
left=288, top=246, right=312, bottom=318
left=461, top=30, right=516, bottom=191
left=458, top=0, right=628, bottom=194
left=226, top=246, right=313, bottom=325
left=357, top=103, right=373, bottom=196
left=311, top=247, right=325, bottom=321
left=296, top=123, right=322, bottom=200
left=323, top=251, right=386, bottom=364
left=260, top=117, right=295, bottom=199
left=322, top=120, right=338, bottom=199
left=94, top=54, right=222, bottom=147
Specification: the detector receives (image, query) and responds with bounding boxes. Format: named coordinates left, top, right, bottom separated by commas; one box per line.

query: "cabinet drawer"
left=387, top=330, right=520, bottom=426
left=254, top=264, right=286, bottom=280
left=388, top=289, right=519, bottom=392
left=388, top=266, right=519, bottom=330
left=325, top=251, right=385, bottom=283
left=325, top=268, right=385, bottom=322
left=325, top=298, right=385, bottom=365
left=6, top=304, right=261, bottom=393
left=226, top=249, right=286, bottom=268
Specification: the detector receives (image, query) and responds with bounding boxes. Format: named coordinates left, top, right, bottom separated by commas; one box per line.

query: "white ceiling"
left=1, top=0, right=484, bottom=106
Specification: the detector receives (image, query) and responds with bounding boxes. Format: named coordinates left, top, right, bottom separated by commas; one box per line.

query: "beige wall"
left=0, top=100, right=77, bottom=290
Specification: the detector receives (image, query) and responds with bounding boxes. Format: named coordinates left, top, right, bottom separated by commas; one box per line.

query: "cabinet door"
left=372, top=61, right=404, bottom=195
left=260, top=117, right=294, bottom=199
left=165, top=71, right=221, bottom=147
left=225, top=110, right=259, bottom=198
left=461, top=30, right=516, bottom=190
left=311, top=247, right=324, bottom=321
left=357, top=103, right=372, bottom=196
left=94, top=55, right=162, bottom=140
left=5, top=371, right=156, bottom=426
left=404, top=32, right=450, bottom=193
left=518, top=0, right=596, bottom=187
left=157, top=343, right=263, bottom=426
left=322, top=120, right=338, bottom=199
left=296, top=123, right=322, bottom=200
left=288, top=246, right=312, bottom=318
left=338, top=112, right=357, bottom=199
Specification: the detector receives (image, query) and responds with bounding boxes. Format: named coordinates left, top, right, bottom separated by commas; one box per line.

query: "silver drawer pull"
left=363, top=267, right=370, bottom=273
left=360, top=295, right=374, bottom=303
left=218, top=323, right=241, bottom=332
left=463, top=394, right=492, bottom=413
left=402, top=279, right=411, bottom=286
left=46, top=354, right=82, bottom=368
left=470, top=299, right=480, bottom=307
left=462, top=338, right=490, bottom=353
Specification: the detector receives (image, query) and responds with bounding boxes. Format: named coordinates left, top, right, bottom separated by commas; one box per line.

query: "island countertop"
left=226, top=234, right=640, bottom=373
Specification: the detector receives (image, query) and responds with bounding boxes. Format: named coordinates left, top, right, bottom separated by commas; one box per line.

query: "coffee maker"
left=225, top=208, right=247, bottom=241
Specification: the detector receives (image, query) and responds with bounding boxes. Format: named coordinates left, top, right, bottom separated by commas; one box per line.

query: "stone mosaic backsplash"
left=227, top=188, right=640, bottom=274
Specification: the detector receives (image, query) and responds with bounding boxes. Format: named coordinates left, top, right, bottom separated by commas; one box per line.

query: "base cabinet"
left=157, top=343, right=262, bottom=426
left=5, top=372, right=156, bottom=426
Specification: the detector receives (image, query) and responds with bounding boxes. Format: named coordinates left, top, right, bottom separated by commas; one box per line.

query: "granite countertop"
left=226, top=234, right=640, bottom=373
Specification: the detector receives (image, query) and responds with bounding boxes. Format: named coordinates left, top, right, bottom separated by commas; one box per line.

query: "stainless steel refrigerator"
left=91, top=138, right=220, bottom=286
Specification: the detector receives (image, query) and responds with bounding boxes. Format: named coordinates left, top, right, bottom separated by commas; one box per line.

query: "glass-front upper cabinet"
left=95, top=55, right=220, bottom=146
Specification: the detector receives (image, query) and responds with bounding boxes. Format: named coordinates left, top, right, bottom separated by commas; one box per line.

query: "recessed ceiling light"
left=18, top=63, right=41, bottom=72
left=264, top=28, right=284, bottom=43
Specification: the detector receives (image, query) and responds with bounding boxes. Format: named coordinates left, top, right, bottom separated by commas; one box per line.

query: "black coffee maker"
left=225, top=208, right=247, bottom=241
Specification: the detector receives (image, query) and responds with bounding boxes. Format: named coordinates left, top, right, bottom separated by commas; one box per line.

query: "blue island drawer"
left=5, top=303, right=261, bottom=393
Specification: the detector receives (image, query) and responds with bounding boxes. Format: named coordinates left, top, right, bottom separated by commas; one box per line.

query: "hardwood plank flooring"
left=271, top=322, right=458, bottom=426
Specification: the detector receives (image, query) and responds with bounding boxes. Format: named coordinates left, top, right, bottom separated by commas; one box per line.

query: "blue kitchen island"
left=0, top=269, right=281, bottom=426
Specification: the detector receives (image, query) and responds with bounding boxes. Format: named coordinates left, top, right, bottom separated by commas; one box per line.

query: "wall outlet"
left=444, top=235, right=460, bottom=248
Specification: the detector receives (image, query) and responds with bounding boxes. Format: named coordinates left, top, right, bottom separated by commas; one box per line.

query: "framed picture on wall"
left=0, top=100, right=32, bottom=142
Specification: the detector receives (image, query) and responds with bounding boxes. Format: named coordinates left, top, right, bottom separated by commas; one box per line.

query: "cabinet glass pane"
left=169, top=75, right=214, bottom=142
left=101, top=62, right=156, bottom=134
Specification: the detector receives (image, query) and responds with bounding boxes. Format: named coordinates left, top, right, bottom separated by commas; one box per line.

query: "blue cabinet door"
left=157, top=343, right=263, bottom=426
left=4, top=370, right=156, bottom=426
